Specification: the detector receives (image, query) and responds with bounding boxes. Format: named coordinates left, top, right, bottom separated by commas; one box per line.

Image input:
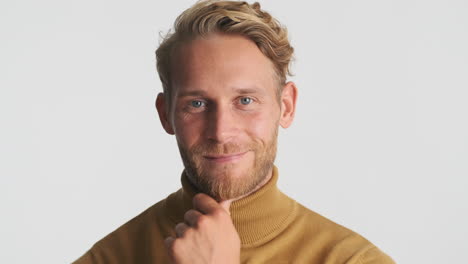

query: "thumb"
left=219, top=200, right=232, bottom=215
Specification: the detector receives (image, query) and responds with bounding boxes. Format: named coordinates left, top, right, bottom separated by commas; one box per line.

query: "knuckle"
left=174, top=224, right=184, bottom=236
left=175, top=222, right=185, bottom=229
left=196, top=214, right=210, bottom=228
left=212, top=208, right=226, bottom=219
left=193, top=193, right=205, bottom=205
left=183, top=210, right=190, bottom=220
left=193, top=193, right=204, bottom=201
left=194, top=193, right=206, bottom=199
left=184, top=210, right=201, bottom=227
left=164, top=237, right=175, bottom=250
left=171, top=238, right=183, bottom=251
left=184, top=209, right=196, bottom=220
left=183, top=227, right=193, bottom=237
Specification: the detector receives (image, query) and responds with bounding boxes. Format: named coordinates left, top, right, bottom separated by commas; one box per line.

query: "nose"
left=205, top=104, right=239, bottom=143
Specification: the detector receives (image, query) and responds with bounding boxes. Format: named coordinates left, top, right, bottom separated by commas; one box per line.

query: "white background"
left=1, top=0, right=467, bottom=263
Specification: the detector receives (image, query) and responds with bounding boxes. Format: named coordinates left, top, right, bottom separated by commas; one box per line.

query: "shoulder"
left=99, top=196, right=168, bottom=243
left=73, top=194, right=173, bottom=263
left=354, top=245, right=396, bottom=264
left=289, top=200, right=395, bottom=263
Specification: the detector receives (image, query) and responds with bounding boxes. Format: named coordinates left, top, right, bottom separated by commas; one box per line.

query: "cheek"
left=173, top=115, right=204, bottom=148
left=244, top=111, right=278, bottom=142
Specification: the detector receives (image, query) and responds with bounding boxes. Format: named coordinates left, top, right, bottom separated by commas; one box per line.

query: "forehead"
left=170, top=33, right=277, bottom=95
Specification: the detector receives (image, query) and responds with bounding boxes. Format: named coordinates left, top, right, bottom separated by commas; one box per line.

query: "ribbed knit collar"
left=164, top=166, right=298, bottom=248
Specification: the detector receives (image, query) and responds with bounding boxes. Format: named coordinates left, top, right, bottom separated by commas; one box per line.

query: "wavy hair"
left=155, top=0, right=294, bottom=103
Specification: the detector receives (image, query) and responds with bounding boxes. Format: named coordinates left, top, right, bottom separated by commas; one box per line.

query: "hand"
left=165, top=193, right=241, bottom=264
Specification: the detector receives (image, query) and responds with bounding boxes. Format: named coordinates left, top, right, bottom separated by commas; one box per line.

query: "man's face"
left=157, top=33, right=296, bottom=201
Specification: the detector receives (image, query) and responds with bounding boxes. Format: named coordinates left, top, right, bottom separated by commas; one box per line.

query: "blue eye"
left=191, top=100, right=205, bottom=108
left=240, top=97, right=252, bottom=105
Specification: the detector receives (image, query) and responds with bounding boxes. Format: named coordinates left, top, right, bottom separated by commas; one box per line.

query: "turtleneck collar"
left=164, top=166, right=298, bottom=248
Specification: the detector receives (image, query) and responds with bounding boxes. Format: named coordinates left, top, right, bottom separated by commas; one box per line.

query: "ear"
left=156, top=93, right=175, bottom=135
left=279, top=81, right=298, bottom=128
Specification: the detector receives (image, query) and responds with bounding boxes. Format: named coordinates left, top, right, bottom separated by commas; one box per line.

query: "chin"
left=206, top=164, right=247, bottom=179
left=191, top=164, right=266, bottom=201
left=180, top=140, right=277, bottom=201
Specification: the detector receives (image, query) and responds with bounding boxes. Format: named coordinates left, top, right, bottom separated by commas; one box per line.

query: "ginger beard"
left=177, top=128, right=278, bottom=201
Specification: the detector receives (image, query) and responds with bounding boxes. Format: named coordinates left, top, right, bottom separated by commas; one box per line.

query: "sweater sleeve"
left=72, top=243, right=129, bottom=264
left=72, top=250, right=94, bottom=264
left=357, top=246, right=396, bottom=264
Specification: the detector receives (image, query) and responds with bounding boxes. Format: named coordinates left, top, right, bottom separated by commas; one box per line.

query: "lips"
left=203, top=151, right=248, bottom=163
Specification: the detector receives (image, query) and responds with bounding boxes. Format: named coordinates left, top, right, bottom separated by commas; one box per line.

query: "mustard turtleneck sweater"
left=74, top=167, right=394, bottom=263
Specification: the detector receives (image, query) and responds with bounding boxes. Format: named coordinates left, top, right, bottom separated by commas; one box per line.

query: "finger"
left=219, top=200, right=232, bottom=215
left=164, top=236, right=175, bottom=249
left=175, top=222, right=189, bottom=238
left=193, top=193, right=222, bottom=215
left=184, top=209, right=203, bottom=227
left=164, top=237, right=177, bottom=263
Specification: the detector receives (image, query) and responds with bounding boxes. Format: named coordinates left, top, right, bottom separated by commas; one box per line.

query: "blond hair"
left=156, top=0, right=294, bottom=102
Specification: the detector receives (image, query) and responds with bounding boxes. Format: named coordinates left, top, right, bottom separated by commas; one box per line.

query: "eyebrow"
left=176, top=90, right=208, bottom=98
left=176, top=86, right=265, bottom=98
left=233, top=87, right=264, bottom=95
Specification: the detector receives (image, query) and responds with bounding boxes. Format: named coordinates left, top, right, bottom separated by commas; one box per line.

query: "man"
left=75, top=1, right=395, bottom=263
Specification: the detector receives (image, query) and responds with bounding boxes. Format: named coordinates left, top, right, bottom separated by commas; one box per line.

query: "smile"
left=203, top=151, right=248, bottom=163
